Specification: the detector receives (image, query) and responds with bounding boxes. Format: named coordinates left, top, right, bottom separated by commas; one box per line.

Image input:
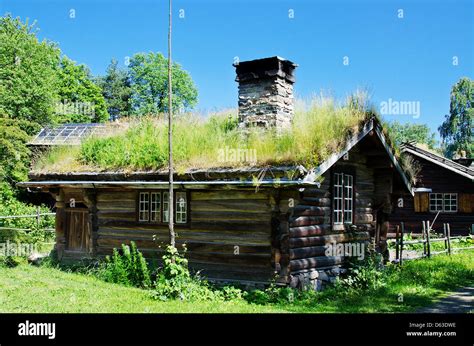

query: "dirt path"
left=417, top=286, right=474, bottom=313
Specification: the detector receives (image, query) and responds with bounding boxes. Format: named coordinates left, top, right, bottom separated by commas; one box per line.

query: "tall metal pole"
left=168, top=0, right=175, bottom=248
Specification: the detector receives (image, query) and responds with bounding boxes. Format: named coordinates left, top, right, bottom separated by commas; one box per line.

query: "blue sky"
left=1, top=0, right=473, bottom=136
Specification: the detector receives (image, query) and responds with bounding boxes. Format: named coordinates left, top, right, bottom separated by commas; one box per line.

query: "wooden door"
left=65, top=208, right=92, bottom=253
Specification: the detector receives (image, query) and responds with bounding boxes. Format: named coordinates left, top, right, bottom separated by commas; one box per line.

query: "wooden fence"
left=389, top=221, right=474, bottom=265
left=0, top=207, right=56, bottom=247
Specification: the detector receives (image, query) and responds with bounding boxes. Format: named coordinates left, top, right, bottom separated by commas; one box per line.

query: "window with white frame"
left=343, top=174, right=353, bottom=223
left=333, top=173, right=354, bottom=225
left=429, top=193, right=457, bottom=213
left=150, top=192, right=161, bottom=222
left=176, top=192, right=187, bottom=224
left=163, top=192, right=169, bottom=223
left=138, top=192, right=150, bottom=222
left=138, top=191, right=188, bottom=223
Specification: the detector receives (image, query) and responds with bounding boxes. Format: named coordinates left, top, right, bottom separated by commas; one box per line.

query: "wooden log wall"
left=284, top=149, right=374, bottom=289
left=93, top=188, right=274, bottom=283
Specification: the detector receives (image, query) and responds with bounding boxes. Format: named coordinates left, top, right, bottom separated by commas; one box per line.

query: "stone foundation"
left=289, top=266, right=348, bottom=291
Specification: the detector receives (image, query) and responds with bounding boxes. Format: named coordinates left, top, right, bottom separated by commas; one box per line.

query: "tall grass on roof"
left=34, top=94, right=371, bottom=173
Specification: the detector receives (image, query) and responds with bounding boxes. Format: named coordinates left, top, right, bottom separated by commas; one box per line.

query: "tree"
left=56, top=56, right=109, bottom=123
left=128, top=52, right=198, bottom=115
left=438, top=77, right=473, bottom=158
left=0, top=118, right=40, bottom=185
left=0, top=15, right=60, bottom=125
left=96, top=59, right=131, bottom=119
left=385, top=121, right=437, bottom=149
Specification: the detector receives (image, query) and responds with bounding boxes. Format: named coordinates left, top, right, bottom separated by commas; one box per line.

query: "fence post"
left=36, top=206, right=41, bottom=228
left=447, top=223, right=451, bottom=255
left=395, top=225, right=400, bottom=262
left=443, top=223, right=448, bottom=254
left=422, top=221, right=427, bottom=257
left=399, top=222, right=405, bottom=266
left=426, top=220, right=431, bottom=258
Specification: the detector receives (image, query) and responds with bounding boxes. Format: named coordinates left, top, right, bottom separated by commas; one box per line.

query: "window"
left=138, top=191, right=188, bottom=223
left=429, top=193, right=457, bottom=213
left=150, top=192, right=161, bottom=222
left=333, top=173, right=354, bottom=225
left=138, top=192, right=150, bottom=222
left=429, top=193, right=443, bottom=212
left=176, top=192, right=187, bottom=224
left=163, top=192, right=169, bottom=223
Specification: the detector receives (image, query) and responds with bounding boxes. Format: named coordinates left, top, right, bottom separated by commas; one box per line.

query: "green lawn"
left=0, top=251, right=472, bottom=313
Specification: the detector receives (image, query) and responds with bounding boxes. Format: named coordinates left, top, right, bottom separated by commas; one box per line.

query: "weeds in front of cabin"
left=97, top=242, right=151, bottom=288
left=26, top=243, right=473, bottom=312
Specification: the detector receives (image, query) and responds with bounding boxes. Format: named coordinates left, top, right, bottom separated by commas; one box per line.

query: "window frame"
left=136, top=190, right=190, bottom=225
left=332, top=171, right=355, bottom=226
left=429, top=192, right=458, bottom=213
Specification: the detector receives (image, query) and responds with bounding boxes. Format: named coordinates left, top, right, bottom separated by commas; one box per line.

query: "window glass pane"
left=343, top=175, right=353, bottom=224
left=333, top=173, right=344, bottom=224
left=429, top=193, right=443, bottom=212
left=139, top=192, right=149, bottom=222
left=163, top=192, right=169, bottom=222
left=176, top=192, right=187, bottom=224
left=443, top=193, right=457, bottom=212
left=150, top=192, right=161, bottom=222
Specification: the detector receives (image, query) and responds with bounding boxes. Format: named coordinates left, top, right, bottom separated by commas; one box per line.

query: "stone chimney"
left=234, top=56, right=297, bottom=130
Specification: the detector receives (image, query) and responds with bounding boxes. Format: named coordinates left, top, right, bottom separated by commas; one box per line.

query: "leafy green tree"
left=385, top=120, right=437, bottom=149
left=0, top=118, right=39, bottom=185
left=96, top=59, right=131, bottom=119
left=438, top=77, right=473, bottom=158
left=0, top=15, right=60, bottom=125
left=56, top=56, right=109, bottom=123
left=128, top=52, right=198, bottom=115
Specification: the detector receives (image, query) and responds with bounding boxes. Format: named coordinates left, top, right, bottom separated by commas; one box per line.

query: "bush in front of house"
left=98, top=242, right=151, bottom=288
left=336, top=251, right=387, bottom=291
left=151, top=245, right=223, bottom=301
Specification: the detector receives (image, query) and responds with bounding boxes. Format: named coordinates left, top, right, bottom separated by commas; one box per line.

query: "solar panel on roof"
left=28, top=123, right=107, bottom=146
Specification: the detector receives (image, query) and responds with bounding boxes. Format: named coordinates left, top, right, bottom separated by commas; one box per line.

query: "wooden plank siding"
left=389, top=155, right=474, bottom=235
left=93, top=189, right=275, bottom=282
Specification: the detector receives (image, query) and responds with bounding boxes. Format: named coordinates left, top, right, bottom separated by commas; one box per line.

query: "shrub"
left=151, top=245, right=221, bottom=301
left=0, top=255, right=27, bottom=268
left=99, top=242, right=151, bottom=288
left=337, top=252, right=387, bottom=291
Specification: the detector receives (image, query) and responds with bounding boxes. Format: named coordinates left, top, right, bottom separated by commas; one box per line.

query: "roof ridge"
left=401, top=142, right=474, bottom=177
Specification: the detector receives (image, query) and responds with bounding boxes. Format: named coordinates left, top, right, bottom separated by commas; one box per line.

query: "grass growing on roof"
left=34, top=95, right=370, bottom=173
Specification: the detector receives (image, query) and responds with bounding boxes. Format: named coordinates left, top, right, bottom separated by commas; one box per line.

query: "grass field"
left=0, top=251, right=472, bottom=313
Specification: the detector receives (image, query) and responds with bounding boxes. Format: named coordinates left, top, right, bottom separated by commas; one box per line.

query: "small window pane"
left=139, top=192, right=149, bottom=222
left=333, top=173, right=344, bottom=224
left=163, top=192, right=169, bottom=222
left=176, top=192, right=187, bottom=224
left=429, top=193, right=443, bottom=212
left=343, top=175, right=353, bottom=224
left=150, top=192, right=161, bottom=222
left=444, top=193, right=457, bottom=212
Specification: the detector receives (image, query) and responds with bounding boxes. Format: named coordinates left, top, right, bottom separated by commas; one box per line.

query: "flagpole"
left=168, top=0, right=175, bottom=248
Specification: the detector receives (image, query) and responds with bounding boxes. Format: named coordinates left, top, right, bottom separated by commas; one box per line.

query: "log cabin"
left=19, top=56, right=414, bottom=290
left=388, top=143, right=474, bottom=235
